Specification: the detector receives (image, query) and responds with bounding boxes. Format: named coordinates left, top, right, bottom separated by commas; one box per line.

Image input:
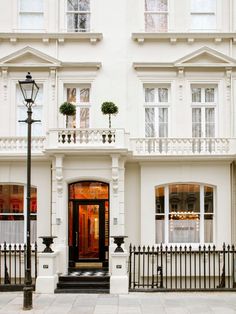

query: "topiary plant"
left=59, top=102, right=76, bottom=128
left=101, top=101, right=118, bottom=128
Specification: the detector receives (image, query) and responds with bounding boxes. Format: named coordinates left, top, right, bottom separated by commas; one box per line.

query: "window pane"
left=192, top=88, right=201, bottom=102
left=156, top=187, right=165, bottom=213
left=205, top=108, right=215, bottom=137
left=156, top=215, right=165, bottom=243
left=169, top=184, right=200, bottom=213
left=67, top=88, right=77, bottom=103
left=80, top=88, right=90, bottom=102
left=204, top=214, right=213, bottom=242
left=204, top=186, right=213, bottom=213
left=145, top=0, right=168, bottom=11
left=159, top=108, right=168, bottom=137
left=67, top=13, right=90, bottom=31
left=205, top=88, right=215, bottom=102
left=20, top=13, right=44, bottom=30
left=191, top=14, right=216, bottom=30
left=0, top=185, right=24, bottom=214
left=191, top=0, right=215, bottom=12
left=80, top=108, right=89, bottom=128
left=145, top=13, right=168, bottom=32
left=20, top=0, right=43, bottom=12
left=158, top=88, right=168, bottom=102
left=145, top=88, right=155, bottom=102
left=0, top=220, right=24, bottom=243
left=192, top=108, right=201, bottom=137
left=79, top=0, right=90, bottom=11
left=145, top=108, right=155, bottom=137
left=30, top=187, right=37, bottom=214
left=169, top=216, right=200, bottom=243
left=67, top=0, right=78, bottom=11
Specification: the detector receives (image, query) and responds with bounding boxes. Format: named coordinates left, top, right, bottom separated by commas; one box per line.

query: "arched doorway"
left=68, top=181, right=109, bottom=268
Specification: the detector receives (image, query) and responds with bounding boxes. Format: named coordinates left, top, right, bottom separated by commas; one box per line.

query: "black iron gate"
left=129, top=244, right=236, bottom=291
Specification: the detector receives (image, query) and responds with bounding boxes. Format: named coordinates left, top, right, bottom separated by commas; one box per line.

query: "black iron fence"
left=0, top=242, right=37, bottom=291
left=129, top=244, right=236, bottom=291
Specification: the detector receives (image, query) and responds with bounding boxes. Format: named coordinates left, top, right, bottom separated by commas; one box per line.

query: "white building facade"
left=0, top=0, right=236, bottom=290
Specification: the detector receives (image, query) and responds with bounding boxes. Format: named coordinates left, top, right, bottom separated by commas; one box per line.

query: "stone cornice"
left=0, top=32, right=103, bottom=44
left=132, top=32, right=236, bottom=44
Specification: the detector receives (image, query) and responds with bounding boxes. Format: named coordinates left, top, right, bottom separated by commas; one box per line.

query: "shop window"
left=155, top=183, right=214, bottom=244
left=0, top=185, right=37, bottom=243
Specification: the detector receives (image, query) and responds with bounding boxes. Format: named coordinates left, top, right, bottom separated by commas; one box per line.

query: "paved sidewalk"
left=0, top=292, right=236, bottom=314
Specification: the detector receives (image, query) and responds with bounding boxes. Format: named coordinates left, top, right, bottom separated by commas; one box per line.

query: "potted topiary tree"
left=101, top=101, right=118, bottom=128
left=59, top=102, right=76, bottom=128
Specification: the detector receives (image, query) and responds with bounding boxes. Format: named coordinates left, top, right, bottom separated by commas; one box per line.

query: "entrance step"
left=55, top=268, right=110, bottom=294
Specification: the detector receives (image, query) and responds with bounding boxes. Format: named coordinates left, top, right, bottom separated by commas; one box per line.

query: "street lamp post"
left=19, top=72, right=39, bottom=310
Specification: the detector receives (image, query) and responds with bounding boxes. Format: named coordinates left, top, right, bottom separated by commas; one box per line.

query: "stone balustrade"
left=46, top=128, right=127, bottom=150
left=130, top=137, right=233, bottom=156
left=0, top=137, right=46, bottom=154
left=0, top=133, right=236, bottom=157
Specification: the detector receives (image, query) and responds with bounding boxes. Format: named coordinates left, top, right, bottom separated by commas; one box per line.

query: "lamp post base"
left=23, top=285, right=33, bottom=310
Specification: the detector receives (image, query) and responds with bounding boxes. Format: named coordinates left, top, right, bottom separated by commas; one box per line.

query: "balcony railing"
left=130, top=138, right=234, bottom=156
left=0, top=137, right=46, bottom=154
left=46, top=128, right=127, bottom=150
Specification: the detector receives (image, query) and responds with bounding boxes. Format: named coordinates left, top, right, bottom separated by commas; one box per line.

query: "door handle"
left=75, top=232, right=78, bottom=247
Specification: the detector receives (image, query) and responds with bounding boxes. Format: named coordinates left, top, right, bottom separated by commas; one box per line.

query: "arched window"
left=155, top=183, right=214, bottom=244
left=0, top=185, right=37, bottom=243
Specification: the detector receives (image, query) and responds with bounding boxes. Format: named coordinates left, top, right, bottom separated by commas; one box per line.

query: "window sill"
left=132, top=32, right=236, bottom=44
left=2, top=31, right=103, bottom=44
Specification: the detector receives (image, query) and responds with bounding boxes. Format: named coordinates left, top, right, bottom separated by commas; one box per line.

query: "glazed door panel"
left=69, top=200, right=106, bottom=264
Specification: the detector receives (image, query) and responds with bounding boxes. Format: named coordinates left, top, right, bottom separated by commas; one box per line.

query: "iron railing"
left=0, top=242, right=37, bottom=291
left=129, top=244, right=236, bottom=291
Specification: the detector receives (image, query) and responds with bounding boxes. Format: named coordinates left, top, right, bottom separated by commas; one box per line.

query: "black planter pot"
left=39, top=236, right=57, bottom=253
left=111, top=236, right=128, bottom=253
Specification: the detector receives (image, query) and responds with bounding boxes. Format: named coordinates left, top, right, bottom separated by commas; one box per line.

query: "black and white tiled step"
left=55, top=269, right=110, bottom=294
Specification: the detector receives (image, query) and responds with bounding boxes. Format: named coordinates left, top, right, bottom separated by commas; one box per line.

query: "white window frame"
left=191, top=85, right=217, bottom=138
left=0, top=184, right=37, bottom=244
left=144, top=86, right=170, bottom=137
left=18, top=0, right=44, bottom=32
left=66, top=0, right=91, bottom=32
left=190, top=0, right=216, bottom=31
left=144, top=0, right=169, bottom=32
left=155, top=183, right=215, bottom=246
left=65, top=85, right=91, bottom=128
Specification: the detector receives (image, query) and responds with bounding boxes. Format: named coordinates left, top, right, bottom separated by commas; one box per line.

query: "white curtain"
left=204, top=218, right=213, bottom=243
left=169, top=220, right=200, bottom=243
left=205, top=108, right=215, bottom=137
left=145, top=88, right=155, bottom=102
left=205, top=88, right=215, bottom=102
left=145, top=0, right=168, bottom=11
left=158, top=88, right=168, bottom=102
left=192, top=108, right=202, bottom=137
left=155, top=219, right=164, bottom=243
left=192, top=88, right=201, bottom=102
left=145, top=108, right=155, bottom=137
left=145, top=13, right=168, bottom=32
left=159, top=108, right=168, bottom=137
